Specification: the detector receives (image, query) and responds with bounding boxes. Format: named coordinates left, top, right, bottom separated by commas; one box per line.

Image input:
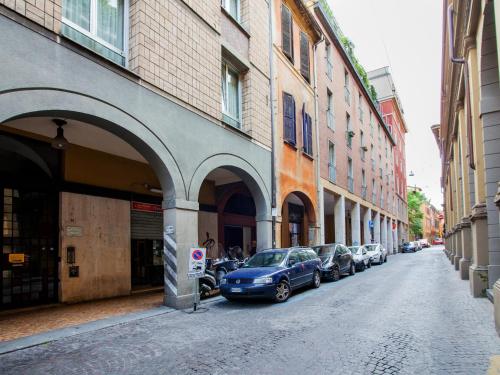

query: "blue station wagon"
left=220, top=247, right=322, bottom=303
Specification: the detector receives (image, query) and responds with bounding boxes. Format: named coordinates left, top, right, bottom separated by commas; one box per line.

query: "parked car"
left=402, top=242, right=417, bottom=253
left=348, top=246, right=372, bottom=271
left=220, top=247, right=321, bottom=303
left=433, top=237, right=444, bottom=245
left=312, top=244, right=356, bottom=281
left=413, top=241, right=422, bottom=251
left=419, top=239, right=430, bottom=248
left=363, top=243, right=387, bottom=264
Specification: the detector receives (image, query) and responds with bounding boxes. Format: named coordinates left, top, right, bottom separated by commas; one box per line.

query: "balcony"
left=361, top=186, right=367, bottom=200
left=328, top=163, right=336, bottom=183
left=348, top=176, right=354, bottom=192
left=327, top=60, right=333, bottom=80
left=344, top=86, right=351, bottom=105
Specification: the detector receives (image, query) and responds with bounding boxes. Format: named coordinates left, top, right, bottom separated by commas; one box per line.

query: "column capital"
left=470, top=203, right=487, bottom=222
left=163, top=199, right=199, bottom=211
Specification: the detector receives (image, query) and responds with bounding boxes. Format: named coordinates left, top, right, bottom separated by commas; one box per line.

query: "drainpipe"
left=448, top=4, right=475, bottom=170
left=268, top=0, right=277, bottom=248
left=313, top=34, right=325, bottom=245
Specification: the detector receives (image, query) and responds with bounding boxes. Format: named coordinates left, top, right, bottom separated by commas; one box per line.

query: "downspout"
left=268, top=0, right=277, bottom=248
left=313, top=34, right=325, bottom=245
left=448, top=4, right=475, bottom=170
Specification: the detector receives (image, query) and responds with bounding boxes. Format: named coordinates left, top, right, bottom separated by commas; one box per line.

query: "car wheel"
left=349, top=262, right=356, bottom=276
left=312, top=271, right=321, bottom=288
left=360, top=262, right=365, bottom=272
left=274, top=280, right=291, bottom=303
left=331, top=266, right=340, bottom=281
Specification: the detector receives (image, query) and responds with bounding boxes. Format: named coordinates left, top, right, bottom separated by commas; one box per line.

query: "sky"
left=328, top=0, right=444, bottom=207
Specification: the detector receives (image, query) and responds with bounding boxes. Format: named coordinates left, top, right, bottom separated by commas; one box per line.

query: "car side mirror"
left=288, top=259, right=296, bottom=267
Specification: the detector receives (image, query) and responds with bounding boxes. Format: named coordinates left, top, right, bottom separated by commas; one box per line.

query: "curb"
left=0, top=295, right=225, bottom=355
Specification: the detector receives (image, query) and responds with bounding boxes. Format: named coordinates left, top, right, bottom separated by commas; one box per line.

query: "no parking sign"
left=188, top=248, right=206, bottom=279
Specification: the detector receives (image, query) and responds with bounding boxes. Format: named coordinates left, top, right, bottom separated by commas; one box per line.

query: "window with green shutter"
left=281, top=4, right=293, bottom=62
left=283, top=92, right=296, bottom=145
left=300, top=31, right=310, bottom=82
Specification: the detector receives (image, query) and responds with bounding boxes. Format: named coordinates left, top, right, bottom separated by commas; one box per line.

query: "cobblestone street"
left=1, top=247, right=499, bottom=375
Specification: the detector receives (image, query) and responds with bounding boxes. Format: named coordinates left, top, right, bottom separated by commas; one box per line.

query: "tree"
left=408, top=190, right=428, bottom=240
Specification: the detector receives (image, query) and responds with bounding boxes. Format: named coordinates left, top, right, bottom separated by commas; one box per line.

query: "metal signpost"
left=187, top=247, right=206, bottom=311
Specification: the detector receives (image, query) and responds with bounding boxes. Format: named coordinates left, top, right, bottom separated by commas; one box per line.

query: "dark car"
left=312, top=244, right=355, bottom=281
left=220, top=247, right=322, bottom=303
left=402, top=242, right=416, bottom=253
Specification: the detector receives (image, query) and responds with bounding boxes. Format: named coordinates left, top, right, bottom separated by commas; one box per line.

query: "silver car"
left=362, top=243, right=387, bottom=265
left=348, top=246, right=372, bottom=271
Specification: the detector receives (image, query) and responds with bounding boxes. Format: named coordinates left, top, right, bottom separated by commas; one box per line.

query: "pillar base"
left=469, top=264, right=489, bottom=298
left=459, top=258, right=471, bottom=280
left=494, top=279, right=500, bottom=337
left=453, top=255, right=460, bottom=271
left=164, top=292, right=197, bottom=310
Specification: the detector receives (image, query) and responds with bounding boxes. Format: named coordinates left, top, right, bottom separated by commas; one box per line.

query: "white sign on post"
left=187, top=248, right=206, bottom=279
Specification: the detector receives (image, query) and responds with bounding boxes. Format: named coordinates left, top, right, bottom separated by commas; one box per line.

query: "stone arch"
left=0, top=88, right=185, bottom=201
left=0, top=134, right=53, bottom=177
left=280, top=189, right=317, bottom=222
left=188, top=154, right=271, bottom=220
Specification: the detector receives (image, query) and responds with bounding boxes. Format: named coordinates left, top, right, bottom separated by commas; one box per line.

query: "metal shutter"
left=131, top=210, right=163, bottom=240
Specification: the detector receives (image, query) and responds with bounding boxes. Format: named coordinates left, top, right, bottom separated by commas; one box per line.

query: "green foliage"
left=408, top=190, right=428, bottom=239
left=339, top=36, right=378, bottom=102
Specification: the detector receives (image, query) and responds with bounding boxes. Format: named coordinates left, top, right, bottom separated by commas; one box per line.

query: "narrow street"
left=0, top=246, right=498, bottom=375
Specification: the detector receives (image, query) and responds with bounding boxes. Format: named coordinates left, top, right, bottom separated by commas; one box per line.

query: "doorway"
left=131, top=239, right=164, bottom=289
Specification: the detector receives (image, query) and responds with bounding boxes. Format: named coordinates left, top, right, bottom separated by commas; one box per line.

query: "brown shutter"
left=300, top=31, right=310, bottom=82
left=281, top=4, right=293, bottom=61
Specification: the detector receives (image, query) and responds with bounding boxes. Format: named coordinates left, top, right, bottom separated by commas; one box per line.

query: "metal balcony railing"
left=328, top=163, right=336, bottom=182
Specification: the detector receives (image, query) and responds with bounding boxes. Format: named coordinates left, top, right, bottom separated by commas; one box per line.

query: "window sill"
left=284, top=140, right=297, bottom=150
left=221, top=117, right=251, bottom=139
left=302, top=151, right=314, bottom=161
left=221, top=6, right=250, bottom=38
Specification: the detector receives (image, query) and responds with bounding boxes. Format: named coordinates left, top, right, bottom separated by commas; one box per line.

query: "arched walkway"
left=280, top=190, right=317, bottom=248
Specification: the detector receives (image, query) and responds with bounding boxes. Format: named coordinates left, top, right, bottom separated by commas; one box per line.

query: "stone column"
left=256, top=216, right=273, bottom=251
left=394, top=220, right=399, bottom=253
left=381, top=216, right=387, bottom=250
left=334, top=195, right=346, bottom=244
left=493, top=183, right=500, bottom=335
left=363, top=207, right=372, bottom=245
left=454, top=225, right=462, bottom=271
left=351, top=202, right=361, bottom=246
left=163, top=199, right=199, bottom=309
left=459, top=217, right=472, bottom=280
left=319, top=187, right=325, bottom=244
left=470, top=203, right=489, bottom=297
left=387, top=218, right=394, bottom=254
left=374, top=211, right=381, bottom=244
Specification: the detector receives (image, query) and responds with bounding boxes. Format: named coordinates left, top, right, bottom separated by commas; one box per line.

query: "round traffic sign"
left=192, top=249, right=203, bottom=260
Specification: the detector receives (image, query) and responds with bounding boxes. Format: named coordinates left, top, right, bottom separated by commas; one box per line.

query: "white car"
left=362, top=243, right=387, bottom=265
left=348, top=246, right=372, bottom=271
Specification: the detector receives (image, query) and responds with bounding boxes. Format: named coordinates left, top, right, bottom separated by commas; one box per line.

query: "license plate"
left=231, top=287, right=242, bottom=293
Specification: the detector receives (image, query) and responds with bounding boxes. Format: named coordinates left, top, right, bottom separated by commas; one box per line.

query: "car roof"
left=259, top=247, right=312, bottom=253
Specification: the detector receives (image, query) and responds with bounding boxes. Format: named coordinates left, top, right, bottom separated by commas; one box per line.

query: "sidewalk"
left=0, top=290, right=164, bottom=342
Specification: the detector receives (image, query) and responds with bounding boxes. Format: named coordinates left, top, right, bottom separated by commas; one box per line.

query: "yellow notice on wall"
left=8, top=253, right=25, bottom=264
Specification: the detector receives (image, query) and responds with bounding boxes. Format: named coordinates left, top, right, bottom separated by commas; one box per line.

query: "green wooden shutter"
left=300, top=31, right=310, bottom=82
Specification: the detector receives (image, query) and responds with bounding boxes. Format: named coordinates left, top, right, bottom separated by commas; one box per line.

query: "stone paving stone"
left=0, top=291, right=164, bottom=342
left=0, top=248, right=499, bottom=375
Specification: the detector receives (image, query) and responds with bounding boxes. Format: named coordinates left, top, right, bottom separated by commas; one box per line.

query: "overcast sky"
left=328, top=0, right=444, bottom=207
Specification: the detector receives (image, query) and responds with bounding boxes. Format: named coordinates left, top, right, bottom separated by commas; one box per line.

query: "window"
left=222, top=60, right=241, bottom=128
left=370, top=111, right=374, bottom=137
left=378, top=123, right=381, bottom=142
left=361, top=169, right=367, bottom=199
left=302, top=105, right=313, bottom=156
left=281, top=4, right=293, bottom=62
left=358, top=93, right=364, bottom=123
left=327, top=90, right=334, bottom=130
left=385, top=137, right=388, bottom=158
left=300, top=31, right=310, bottom=82
left=372, top=178, right=376, bottom=203
left=283, top=92, right=296, bottom=145
left=370, top=144, right=375, bottom=171
left=346, top=113, right=353, bottom=148
left=347, top=157, right=353, bottom=192
left=325, top=42, right=333, bottom=80
left=360, top=130, right=365, bottom=160
left=222, top=0, right=240, bottom=22
left=328, top=141, right=336, bottom=182
left=62, top=0, right=127, bottom=66
left=344, top=70, right=351, bottom=105
left=380, top=185, right=384, bottom=207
